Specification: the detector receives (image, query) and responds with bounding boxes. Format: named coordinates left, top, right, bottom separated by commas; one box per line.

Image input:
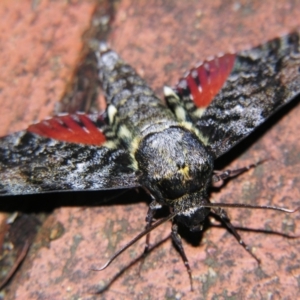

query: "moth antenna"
left=201, top=202, right=300, bottom=213
left=92, top=212, right=177, bottom=271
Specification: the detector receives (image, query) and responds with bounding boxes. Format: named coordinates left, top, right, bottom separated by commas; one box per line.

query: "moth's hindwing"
left=168, top=32, right=300, bottom=158
left=0, top=113, right=139, bottom=195
left=27, top=113, right=107, bottom=146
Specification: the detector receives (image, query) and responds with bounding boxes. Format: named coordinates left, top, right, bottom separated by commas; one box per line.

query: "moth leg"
left=171, top=223, right=194, bottom=291
left=138, top=200, right=162, bottom=274
left=143, top=205, right=156, bottom=254
left=213, top=207, right=261, bottom=264
left=212, top=159, right=268, bottom=187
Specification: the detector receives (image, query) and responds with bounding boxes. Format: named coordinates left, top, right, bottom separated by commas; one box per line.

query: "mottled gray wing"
left=0, top=114, right=138, bottom=196
left=169, top=32, right=300, bottom=158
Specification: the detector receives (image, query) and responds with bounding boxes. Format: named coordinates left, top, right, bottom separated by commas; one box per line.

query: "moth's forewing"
left=0, top=113, right=138, bottom=195
left=170, top=33, right=300, bottom=158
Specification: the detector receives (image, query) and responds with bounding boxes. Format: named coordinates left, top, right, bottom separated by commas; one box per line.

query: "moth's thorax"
left=135, top=126, right=214, bottom=207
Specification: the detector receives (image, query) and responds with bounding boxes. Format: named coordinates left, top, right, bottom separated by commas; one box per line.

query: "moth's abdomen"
left=96, top=45, right=177, bottom=142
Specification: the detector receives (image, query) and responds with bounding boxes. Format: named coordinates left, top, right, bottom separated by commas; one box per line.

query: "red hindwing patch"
left=176, top=54, right=235, bottom=108
left=27, top=114, right=106, bottom=146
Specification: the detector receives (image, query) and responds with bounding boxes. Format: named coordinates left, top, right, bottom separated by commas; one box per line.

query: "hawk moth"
left=0, top=32, right=300, bottom=287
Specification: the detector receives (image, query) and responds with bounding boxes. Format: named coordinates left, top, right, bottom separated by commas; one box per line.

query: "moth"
left=0, top=32, right=300, bottom=288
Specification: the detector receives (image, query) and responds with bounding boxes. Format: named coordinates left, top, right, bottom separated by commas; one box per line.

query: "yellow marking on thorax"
left=178, top=165, right=191, bottom=180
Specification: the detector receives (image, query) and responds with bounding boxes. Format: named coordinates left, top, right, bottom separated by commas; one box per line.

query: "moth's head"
left=174, top=197, right=211, bottom=231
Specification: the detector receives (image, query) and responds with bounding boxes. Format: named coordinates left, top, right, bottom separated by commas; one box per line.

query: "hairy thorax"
left=135, top=126, right=214, bottom=212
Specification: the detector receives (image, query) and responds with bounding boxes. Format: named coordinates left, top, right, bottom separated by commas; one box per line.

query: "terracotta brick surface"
left=1, top=0, right=300, bottom=299
left=0, top=0, right=96, bottom=136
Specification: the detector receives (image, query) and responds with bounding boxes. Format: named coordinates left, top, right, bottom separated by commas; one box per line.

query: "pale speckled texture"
left=1, top=0, right=300, bottom=299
